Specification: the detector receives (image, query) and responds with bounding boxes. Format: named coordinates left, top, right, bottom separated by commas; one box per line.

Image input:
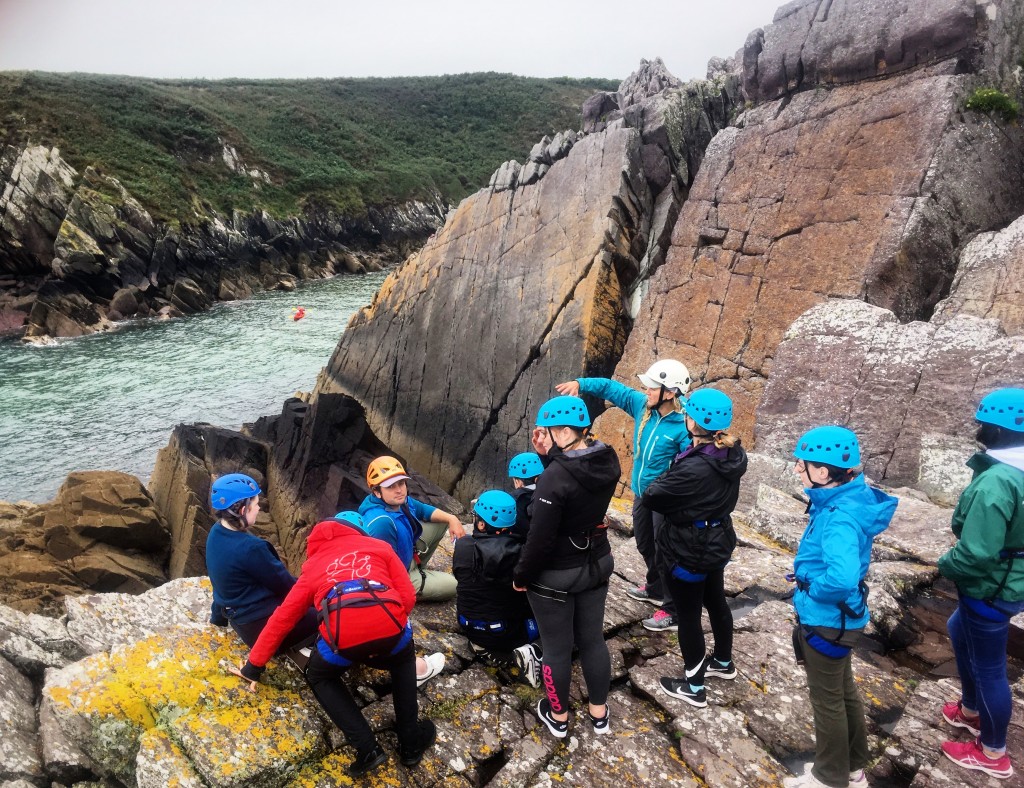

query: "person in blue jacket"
left=205, top=473, right=318, bottom=653
left=358, top=455, right=465, bottom=603
left=557, top=359, right=691, bottom=631
left=783, top=427, right=896, bottom=788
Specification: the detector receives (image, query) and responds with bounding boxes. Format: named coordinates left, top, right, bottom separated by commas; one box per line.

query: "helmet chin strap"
left=548, top=427, right=583, bottom=452
left=649, top=385, right=669, bottom=410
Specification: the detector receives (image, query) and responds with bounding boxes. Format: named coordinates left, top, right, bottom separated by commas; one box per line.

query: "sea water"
left=0, top=271, right=387, bottom=503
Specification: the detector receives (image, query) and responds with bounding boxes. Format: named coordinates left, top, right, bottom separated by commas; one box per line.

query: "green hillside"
left=0, top=71, right=616, bottom=223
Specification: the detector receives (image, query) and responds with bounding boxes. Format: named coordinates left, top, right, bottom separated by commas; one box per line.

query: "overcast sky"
left=0, top=0, right=778, bottom=83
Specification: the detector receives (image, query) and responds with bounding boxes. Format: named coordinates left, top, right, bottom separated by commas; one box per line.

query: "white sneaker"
left=782, top=772, right=831, bottom=788
left=848, top=769, right=867, bottom=786
left=513, top=643, right=541, bottom=688
left=416, top=652, right=445, bottom=687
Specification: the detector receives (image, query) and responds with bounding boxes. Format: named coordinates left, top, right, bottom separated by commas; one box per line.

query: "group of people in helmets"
left=206, top=368, right=1024, bottom=786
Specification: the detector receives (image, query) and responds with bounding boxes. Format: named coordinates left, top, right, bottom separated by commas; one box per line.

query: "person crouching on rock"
left=784, top=427, right=895, bottom=788
left=936, top=388, right=1024, bottom=781
left=508, top=452, right=544, bottom=539
left=556, top=359, right=691, bottom=634
left=641, top=388, right=747, bottom=709
left=512, top=395, right=620, bottom=738
left=231, top=511, right=437, bottom=778
left=206, top=473, right=319, bottom=653
left=359, top=455, right=465, bottom=603
left=453, top=490, right=541, bottom=687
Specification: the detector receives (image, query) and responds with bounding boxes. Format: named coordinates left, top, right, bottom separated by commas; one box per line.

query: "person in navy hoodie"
left=205, top=473, right=318, bottom=653
left=783, top=427, right=896, bottom=788
left=557, top=359, right=691, bottom=632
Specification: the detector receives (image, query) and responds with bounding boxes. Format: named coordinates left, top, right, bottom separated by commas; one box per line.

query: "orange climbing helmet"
left=366, top=456, right=410, bottom=488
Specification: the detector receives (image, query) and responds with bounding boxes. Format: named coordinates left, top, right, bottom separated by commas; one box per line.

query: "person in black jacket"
left=513, top=395, right=620, bottom=738
left=641, top=388, right=748, bottom=708
left=453, top=490, right=541, bottom=687
left=507, top=452, right=544, bottom=539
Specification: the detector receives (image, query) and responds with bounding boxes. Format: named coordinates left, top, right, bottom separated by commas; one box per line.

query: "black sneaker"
left=400, top=719, right=437, bottom=767
left=659, top=677, right=707, bottom=708
left=589, top=706, right=610, bottom=735
left=347, top=743, right=387, bottom=777
left=537, top=698, right=569, bottom=739
left=705, top=657, right=737, bottom=680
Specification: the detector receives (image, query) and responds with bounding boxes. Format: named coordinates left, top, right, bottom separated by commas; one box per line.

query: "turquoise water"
left=0, top=271, right=388, bottom=503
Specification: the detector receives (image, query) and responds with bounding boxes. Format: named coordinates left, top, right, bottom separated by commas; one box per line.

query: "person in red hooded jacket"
left=232, top=511, right=436, bottom=778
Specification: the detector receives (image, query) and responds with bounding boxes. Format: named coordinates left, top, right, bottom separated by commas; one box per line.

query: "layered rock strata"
left=0, top=471, right=169, bottom=616
left=0, top=145, right=443, bottom=339
left=600, top=0, right=1024, bottom=479
left=314, top=61, right=737, bottom=498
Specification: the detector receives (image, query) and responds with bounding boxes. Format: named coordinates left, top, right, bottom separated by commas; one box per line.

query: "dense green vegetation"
left=0, top=71, right=616, bottom=222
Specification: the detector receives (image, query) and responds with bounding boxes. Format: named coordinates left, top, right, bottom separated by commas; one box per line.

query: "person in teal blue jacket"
left=785, top=426, right=896, bottom=788
left=556, top=359, right=691, bottom=631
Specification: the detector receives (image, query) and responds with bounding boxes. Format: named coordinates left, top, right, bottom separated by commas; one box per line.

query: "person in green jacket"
left=556, top=359, right=691, bottom=631
left=937, top=387, right=1024, bottom=781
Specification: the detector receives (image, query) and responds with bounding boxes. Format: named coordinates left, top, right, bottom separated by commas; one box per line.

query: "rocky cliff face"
left=304, top=61, right=738, bottom=497
left=0, top=145, right=445, bottom=340
left=600, top=0, right=1024, bottom=482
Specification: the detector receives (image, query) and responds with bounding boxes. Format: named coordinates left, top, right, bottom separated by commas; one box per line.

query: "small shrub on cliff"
left=964, top=88, right=1020, bottom=123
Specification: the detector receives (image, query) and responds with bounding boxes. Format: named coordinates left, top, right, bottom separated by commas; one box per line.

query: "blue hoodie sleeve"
left=245, top=539, right=297, bottom=599
left=578, top=378, right=646, bottom=421
left=807, top=513, right=864, bottom=604
left=408, top=497, right=437, bottom=523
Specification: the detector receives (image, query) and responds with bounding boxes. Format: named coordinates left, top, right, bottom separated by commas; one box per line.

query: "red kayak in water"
left=292, top=307, right=306, bottom=321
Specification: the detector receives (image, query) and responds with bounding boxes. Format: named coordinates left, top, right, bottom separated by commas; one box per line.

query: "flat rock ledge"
left=1, top=487, right=1021, bottom=787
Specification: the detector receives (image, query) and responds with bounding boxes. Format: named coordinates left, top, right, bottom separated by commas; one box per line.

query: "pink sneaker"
left=941, top=739, right=1013, bottom=779
left=941, top=700, right=981, bottom=737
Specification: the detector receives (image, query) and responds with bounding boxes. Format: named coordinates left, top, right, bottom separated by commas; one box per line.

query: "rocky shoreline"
left=0, top=145, right=446, bottom=341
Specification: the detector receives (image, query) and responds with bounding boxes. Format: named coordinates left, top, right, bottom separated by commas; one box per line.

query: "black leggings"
left=231, top=607, right=319, bottom=654
left=665, top=567, right=733, bottom=672
left=305, top=640, right=419, bottom=755
left=526, top=554, right=613, bottom=714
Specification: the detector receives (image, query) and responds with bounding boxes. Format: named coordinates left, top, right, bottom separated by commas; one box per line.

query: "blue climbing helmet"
left=210, top=473, right=261, bottom=511
left=508, top=452, right=544, bottom=479
left=473, top=490, right=517, bottom=529
left=685, top=388, right=733, bottom=431
left=333, top=510, right=365, bottom=530
left=535, top=395, right=591, bottom=428
left=794, top=426, right=861, bottom=469
left=976, top=388, right=1024, bottom=433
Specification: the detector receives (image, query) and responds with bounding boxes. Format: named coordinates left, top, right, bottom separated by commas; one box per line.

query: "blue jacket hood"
left=794, top=475, right=896, bottom=630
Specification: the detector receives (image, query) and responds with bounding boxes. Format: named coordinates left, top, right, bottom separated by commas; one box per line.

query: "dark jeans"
left=305, top=640, right=419, bottom=756
left=526, top=553, right=613, bottom=715
left=232, top=608, right=319, bottom=654
left=948, top=599, right=1020, bottom=750
left=632, top=497, right=676, bottom=616
left=664, top=567, right=732, bottom=676
left=799, top=628, right=869, bottom=788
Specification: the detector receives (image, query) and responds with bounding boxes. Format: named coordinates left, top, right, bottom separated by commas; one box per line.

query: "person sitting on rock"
left=937, top=388, right=1024, bottom=781
left=642, top=388, right=747, bottom=709
left=556, top=359, right=691, bottom=633
left=453, top=490, right=541, bottom=687
left=205, top=473, right=318, bottom=654
left=231, top=511, right=437, bottom=778
left=507, top=452, right=544, bottom=538
left=783, top=427, right=895, bottom=788
left=358, top=455, right=465, bottom=603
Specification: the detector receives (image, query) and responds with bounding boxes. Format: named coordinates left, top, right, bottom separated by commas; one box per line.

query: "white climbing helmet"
left=637, top=359, right=691, bottom=394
